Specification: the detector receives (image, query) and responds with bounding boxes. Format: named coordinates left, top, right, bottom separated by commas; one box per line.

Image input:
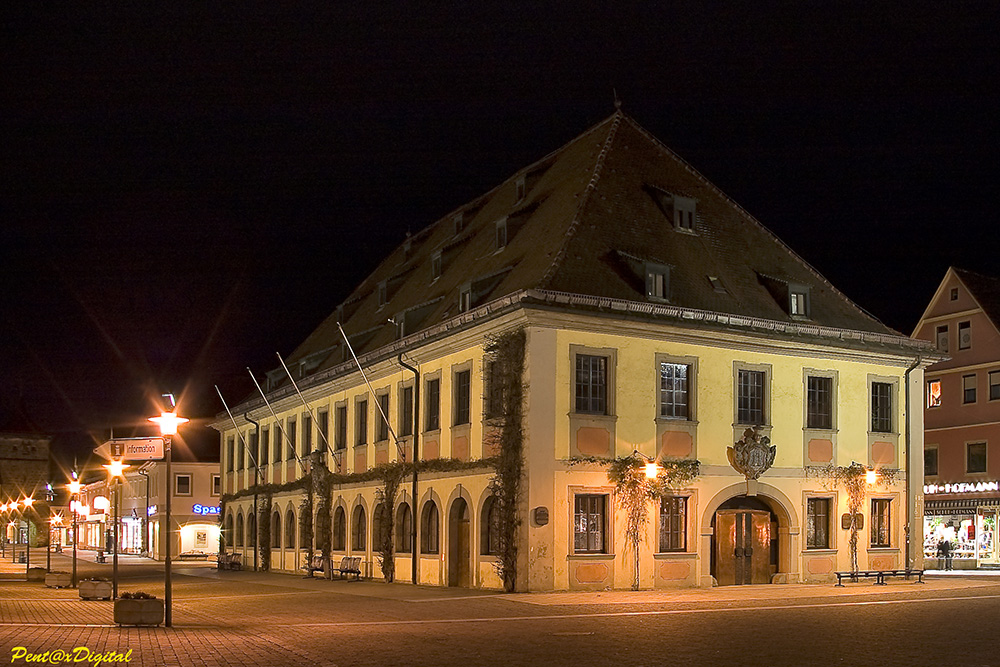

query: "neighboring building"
left=214, top=110, right=936, bottom=589
left=913, top=267, right=1000, bottom=568
left=77, top=461, right=221, bottom=560
left=0, top=406, right=51, bottom=547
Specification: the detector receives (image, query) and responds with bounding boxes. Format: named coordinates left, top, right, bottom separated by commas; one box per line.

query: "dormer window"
left=377, top=280, right=388, bottom=309
left=787, top=284, right=810, bottom=318
left=673, top=195, right=697, bottom=232
left=453, top=213, right=465, bottom=236
left=431, top=252, right=442, bottom=282
left=644, top=262, right=669, bottom=300
left=790, top=291, right=808, bottom=316
left=459, top=284, right=472, bottom=312
left=515, top=176, right=526, bottom=203
left=495, top=219, right=508, bottom=251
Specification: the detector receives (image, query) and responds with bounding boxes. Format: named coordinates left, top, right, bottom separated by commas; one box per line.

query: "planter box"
left=114, top=598, right=164, bottom=626
left=79, top=580, right=113, bottom=600
left=26, top=567, right=46, bottom=582
left=45, top=572, right=72, bottom=588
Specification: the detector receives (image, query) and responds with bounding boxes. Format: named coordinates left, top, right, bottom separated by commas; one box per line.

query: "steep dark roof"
left=954, top=267, right=1000, bottom=330
left=281, top=111, right=896, bottom=381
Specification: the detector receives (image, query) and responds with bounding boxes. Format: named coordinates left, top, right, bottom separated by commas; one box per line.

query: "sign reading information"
left=96, top=437, right=165, bottom=461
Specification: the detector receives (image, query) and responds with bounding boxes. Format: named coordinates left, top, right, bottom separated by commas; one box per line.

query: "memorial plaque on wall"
left=842, top=513, right=864, bottom=530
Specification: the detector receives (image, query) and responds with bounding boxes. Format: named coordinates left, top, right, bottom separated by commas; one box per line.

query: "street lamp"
left=150, top=407, right=188, bottom=628
left=866, top=467, right=878, bottom=485
left=21, top=497, right=34, bottom=570
left=68, top=479, right=81, bottom=587
left=103, top=459, right=128, bottom=599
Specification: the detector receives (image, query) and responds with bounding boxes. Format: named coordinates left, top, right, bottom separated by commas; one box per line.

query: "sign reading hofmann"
left=96, top=437, right=165, bottom=461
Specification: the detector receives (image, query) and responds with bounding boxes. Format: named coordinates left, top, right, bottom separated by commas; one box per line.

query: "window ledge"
left=567, top=553, right=615, bottom=561
left=866, top=547, right=898, bottom=553
left=653, top=551, right=696, bottom=559
left=802, top=548, right=838, bottom=555
left=655, top=418, right=699, bottom=426
left=421, top=429, right=442, bottom=437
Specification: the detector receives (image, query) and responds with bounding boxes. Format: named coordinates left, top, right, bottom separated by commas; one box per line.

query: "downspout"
left=904, top=355, right=922, bottom=572
left=398, top=353, right=420, bottom=586
left=245, top=413, right=261, bottom=573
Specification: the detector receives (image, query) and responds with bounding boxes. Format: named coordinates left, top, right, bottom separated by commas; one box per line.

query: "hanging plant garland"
left=807, top=463, right=898, bottom=576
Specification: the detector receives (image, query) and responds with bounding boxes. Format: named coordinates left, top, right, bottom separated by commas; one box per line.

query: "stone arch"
left=235, top=510, right=244, bottom=547
left=700, top=482, right=800, bottom=585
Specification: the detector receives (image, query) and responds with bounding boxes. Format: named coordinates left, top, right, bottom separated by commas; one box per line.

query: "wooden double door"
left=715, top=509, right=771, bottom=586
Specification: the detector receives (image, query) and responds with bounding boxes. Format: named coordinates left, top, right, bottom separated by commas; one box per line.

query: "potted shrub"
left=45, top=570, right=72, bottom=588
left=26, top=567, right=46, bottom=582
left=114, top=592, right=164, bottom=627
left=79, top=578, right=113, bottom=600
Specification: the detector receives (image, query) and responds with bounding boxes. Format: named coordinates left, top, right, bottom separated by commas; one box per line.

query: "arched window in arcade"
left=396, top=503, right=413, bottom=553
left=421, top=501, right=439, bottom=554
left=271, top=511, right=281, bottom=550
left=235, top=512, right=244, bottom=547
left=285, top=507, right=296, bottom=549
left=247, top=511, right=257, bottom=548
left=333, top=506, right=347, bottom=551
left=481, top=495, right=501, bottom=556
left=352, top=505, right=367, bottom=552
left=224, top=514, right=234, bottom=550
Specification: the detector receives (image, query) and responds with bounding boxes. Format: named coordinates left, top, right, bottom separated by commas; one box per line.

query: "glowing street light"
left=866, top=468, right=878, bottom=485
left=644, top=461, right=659, bottom=480
left=68, top=478, right=81, bottom=588
left=104, top=459, right=128, bottom=599
left=150, top=405, right=187, bottom=628
left=21, top=497, right=35, bottom=571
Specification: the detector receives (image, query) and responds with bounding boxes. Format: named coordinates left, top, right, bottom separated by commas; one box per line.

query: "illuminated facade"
left=913, top=267, right=1000, bottom=568
left=76, top=461, right=221, bottom=560
left=215, top=111, right=935, bottom=589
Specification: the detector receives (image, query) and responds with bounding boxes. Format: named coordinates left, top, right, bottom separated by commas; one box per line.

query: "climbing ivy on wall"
left=484, top=328, right=526, bottom=593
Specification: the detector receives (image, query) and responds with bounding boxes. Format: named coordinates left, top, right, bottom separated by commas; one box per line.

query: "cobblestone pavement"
left=3, top=552, right=1000, bottom=666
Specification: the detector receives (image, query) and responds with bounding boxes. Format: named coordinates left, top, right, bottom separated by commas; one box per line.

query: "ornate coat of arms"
left=727, top=426, right=776, bottom=481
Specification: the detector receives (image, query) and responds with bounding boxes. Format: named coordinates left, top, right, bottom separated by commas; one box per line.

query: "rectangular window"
left=790, top=291, right=807, bottom=316
left=658, top=496, right=687, bottom=552
left=575, top=354, right=608, bottom=415
left=737, top=369, right=766, bottom=425
left=967, top=442, right=987, bottom=474
left=425, top=378, right=441, bottom=431
left=925, top=447, right=938, bottom=476
left=927, top=380, right=942, bottom=408
left=871, top=382, right=893, bottom=433
left=287, top=418, right=297, bottom=460
left=806, top=376, right=833, bottom=429
left=335, top=405, right=347, bottom=450
left=963, top=374, right=977, bottom=404
left=958, top=321, right=971, bottom=349
left=431, top=253, right=442, bottom=281
left=356, top=400, right=368, bottom=446
left=249, top=431, right=258, bottom=467
left=272, top=421, right=283, bottom=463
left=495, top=220, right=507, bottom=250
left=376, top=393, right=390, bottom=442
left=226, top=437, right=235, bottom=472
left=806, top=498, right=831, bottom=549
left=237, top=434, right=244, bottom=470
left=991, top=371, right=1000, bottom=401
left=485, top=360, right=504, bottom=420
left=935, top=325, right=949, bottom=352
left=659, top=362, right=689, bottom=420
left=317, top=410, right=329, bottom=451
left=870, top=498, right=891, bottom=548
left=574, top=494, right=607, bottom=554
left=175, top=474, right=192, bottom=496
left=400, top=386, right=414, bottom=437
left=302, top=414, right=312, bottom=457
left=454, top=370, right=471, bottom=425
left=261, top=428, right=270, bottom=466
left=212, top=474, right=221, bottom=496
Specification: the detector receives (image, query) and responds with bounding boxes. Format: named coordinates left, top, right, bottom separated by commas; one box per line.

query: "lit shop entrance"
left=711, top=496, right=779, bottom=585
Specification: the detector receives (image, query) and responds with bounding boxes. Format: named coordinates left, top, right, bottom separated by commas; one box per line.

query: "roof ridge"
left=618, top=114, right=892, bottom=333
left=538, top=111, right=624, bottom=289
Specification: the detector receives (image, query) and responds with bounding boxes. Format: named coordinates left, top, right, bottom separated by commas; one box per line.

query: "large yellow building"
left=213, top=111, right=937, bottom=589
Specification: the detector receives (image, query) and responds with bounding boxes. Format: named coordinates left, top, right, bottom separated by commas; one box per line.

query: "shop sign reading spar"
left=95, top=437, right=165, bottom=461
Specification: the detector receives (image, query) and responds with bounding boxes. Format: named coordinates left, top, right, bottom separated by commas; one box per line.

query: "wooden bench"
left=217, top=552, right=243, bottom=571
left=330, top=556, right=362, bottom=581
left=302, top=554, right=329, bottom=578
left=835, top=569, right=924, bottom=586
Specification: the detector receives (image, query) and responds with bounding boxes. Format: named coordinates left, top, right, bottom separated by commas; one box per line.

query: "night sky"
left=3, top=5, right=999, bottom=470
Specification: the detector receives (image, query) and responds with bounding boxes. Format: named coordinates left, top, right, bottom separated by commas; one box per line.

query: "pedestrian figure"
left=936, top=539, right=945, bottom=570
left=941, top=538, right=953, bottom=570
